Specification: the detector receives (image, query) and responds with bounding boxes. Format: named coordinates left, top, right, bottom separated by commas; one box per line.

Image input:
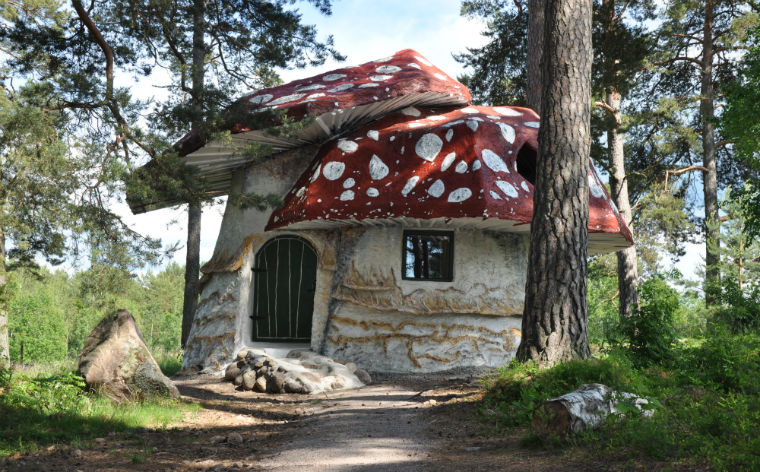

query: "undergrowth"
left=480, top=332, right=760, bottom=471
left=0, top=366, right=197, bottom=456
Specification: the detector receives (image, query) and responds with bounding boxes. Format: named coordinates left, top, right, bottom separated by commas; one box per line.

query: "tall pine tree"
left=517, top=0, right=594, bottom=365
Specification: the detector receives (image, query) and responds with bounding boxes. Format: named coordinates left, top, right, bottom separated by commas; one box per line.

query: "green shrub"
left=620, top=275, right=680, bottom=366
left=714, top=280, right=760, bottom=333
left=8, top=292, right=68, bottom=363
left=587, top=273, right=623, bottom=348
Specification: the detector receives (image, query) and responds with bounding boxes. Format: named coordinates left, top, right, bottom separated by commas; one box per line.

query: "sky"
left=120, top=0, right=704, bottom=281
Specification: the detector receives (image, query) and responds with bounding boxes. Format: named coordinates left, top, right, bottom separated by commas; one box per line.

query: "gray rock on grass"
left=77, top=309, right=179, bottom=401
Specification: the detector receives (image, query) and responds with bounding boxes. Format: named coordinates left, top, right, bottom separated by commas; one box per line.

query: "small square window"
left=402, top=231, right=454, bottom=281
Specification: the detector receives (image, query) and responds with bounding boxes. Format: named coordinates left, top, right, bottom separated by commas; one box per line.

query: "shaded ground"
left=1, top=373, right=651, bottom=471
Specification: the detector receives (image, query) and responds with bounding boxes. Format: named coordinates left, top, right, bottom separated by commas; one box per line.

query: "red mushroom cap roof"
left=267, top=105, right=633, bottom=254
left=175, top=49, right=470, bottom=157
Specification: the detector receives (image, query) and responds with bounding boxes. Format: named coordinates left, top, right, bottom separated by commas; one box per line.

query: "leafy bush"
left=8, top=292, right=68, bottom=363
left=620, top=275, right=680, bottom=366
left=587, top=273, right=623, bottom=348
left=714, top=279, right=760, bottom=333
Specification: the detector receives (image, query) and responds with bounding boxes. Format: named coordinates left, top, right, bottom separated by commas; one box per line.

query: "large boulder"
left=77, top=310, right=180, bottom=401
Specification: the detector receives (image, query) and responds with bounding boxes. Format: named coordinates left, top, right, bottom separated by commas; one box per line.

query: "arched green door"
left=252, top=236, right=317, bottom=342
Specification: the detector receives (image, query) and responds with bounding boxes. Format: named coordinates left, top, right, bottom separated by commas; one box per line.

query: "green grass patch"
left=480, top=332, right=760, bottom=471
left=0, top=365, right=199, bottom=456
left=154, top=350, right=184, bottom=377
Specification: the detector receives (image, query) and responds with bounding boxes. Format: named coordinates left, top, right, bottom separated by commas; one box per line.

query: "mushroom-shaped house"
left=130, top=50, right=633, bottom=373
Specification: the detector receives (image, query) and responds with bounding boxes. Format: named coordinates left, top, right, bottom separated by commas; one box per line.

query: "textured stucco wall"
left=184, top=154, right=529, bottom=373
left=320, top=226, right=527, bottom=372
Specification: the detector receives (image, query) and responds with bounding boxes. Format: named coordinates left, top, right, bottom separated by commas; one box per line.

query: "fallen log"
left=532, top=383, right=651, bottom=440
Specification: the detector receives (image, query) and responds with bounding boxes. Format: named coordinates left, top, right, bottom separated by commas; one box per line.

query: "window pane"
left=402, top=232, right=453, bottom=281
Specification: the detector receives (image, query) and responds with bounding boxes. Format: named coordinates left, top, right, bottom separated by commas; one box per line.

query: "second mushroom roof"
left=268, top=105, right=633, bottom=253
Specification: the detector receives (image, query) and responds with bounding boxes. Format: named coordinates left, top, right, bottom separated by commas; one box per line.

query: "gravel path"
left=254, top=383, right=434, bottom=471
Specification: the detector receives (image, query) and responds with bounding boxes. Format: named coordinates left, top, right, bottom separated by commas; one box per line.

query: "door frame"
left=250, top=235, right=318, bottom=343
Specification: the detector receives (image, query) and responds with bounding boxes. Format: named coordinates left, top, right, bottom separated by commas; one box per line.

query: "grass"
left=0, top=359, right=198, bottom=456
left=479, top=332, right=760, bottom=471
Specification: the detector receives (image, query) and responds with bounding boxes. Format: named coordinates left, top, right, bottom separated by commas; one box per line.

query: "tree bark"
left=182, top=203, right=201, bottom=347
left=181, top=0, right=207, bottom=348
left=517, top=0, right=593, bottom=366
left=606, top=89, right=639, bottom=317
left=526, top=0, right=545, bottom=112
left=701, top=1, right=720, bottom=306
left=0, top=226, right=8, bottom=366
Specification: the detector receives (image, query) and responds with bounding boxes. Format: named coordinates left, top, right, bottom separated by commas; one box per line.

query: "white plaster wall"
left=322, top=226, right=528, bottom=372
left=185, top=192, right=530, bottom=373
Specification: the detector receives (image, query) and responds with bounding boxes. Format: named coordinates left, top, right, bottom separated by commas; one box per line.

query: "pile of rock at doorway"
left=224, top=348, right=372, bottom=394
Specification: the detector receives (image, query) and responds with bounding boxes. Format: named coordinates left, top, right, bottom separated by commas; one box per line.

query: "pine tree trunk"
left=606, top=89, right=639, bottom=318
left=0, top=226, right=8, bottom=366
left=182, top=203, right=201, bottom=347
left=701, top=1, right=720, bottom=306
left=517, top=0, right=593, bottom=366
left=181, top=0, right=207, bottom=348
left=526, top=0, right=545, bottom=112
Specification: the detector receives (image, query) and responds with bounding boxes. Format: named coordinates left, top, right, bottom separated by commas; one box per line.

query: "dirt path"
left=2, top=374, right=610, bottom=471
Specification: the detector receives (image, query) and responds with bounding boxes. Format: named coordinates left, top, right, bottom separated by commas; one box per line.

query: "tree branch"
left=664, top=165, right=709, bottom=191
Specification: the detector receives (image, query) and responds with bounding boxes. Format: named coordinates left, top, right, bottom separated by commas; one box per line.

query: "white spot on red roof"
left=445, top=129, right=453, bottom=142
left=498, top=123, right=516, bottom=144
left=472, top=160, right=482, bottom=171
left=496, top=180, right=519, bottom=198
left=433, top=73, right=447, bottom=80
left=524, top=121, right=540, bottom=128
left=466, top=119, right=479, bottom=131
left=428, top=179, right=445, bottom=198
left=441, top=152, right=456, bottom=171
left=401, top=107, right=421, bottom=117
left=376, top=65, right=401, bottom=74
left=369, top=155, right=389, bottom=180
left=370, top=74, right=393, bottom=81
left=343, top=178, right=355, bottom=189
left=455, top=161, right=468, bottom=173
left=329, top=83, right=354, bottom=93
left=323, top=162, right=345, bottom=180
left=521, top=181, right=531, bottom=192
left=490, top=190, right=502, bottom=200
left=367, top=187, right=379, bottom=197
left=415, top=133, right=443, bottom=162
left=374, top=56, right=392, bottom=62
left=589, top=174, right=605, bottom=198
left=310, top=164, right=321, bottom=182
left=448, top=188, right=472, bottom=202
left=401, top=176, right=420, bottom=196
left=367, top=130, right=379, bottom=141
left=461, top=107, right=478, bottom=114
left=358, top=83, right=380, bottom=88
left=267, top=93, right=306, bottom=106
left=407, top=62, right=421, bottom=70
left=482, top=149, right=509, bottom=173
left=337, top=139, right=358, bottom=153
left=415, top=56, right=433, bottom=66
left=249, top=93, right=273, bottom=105
left=493, top=107, right=522, bottom=117
left=322, top=73, right=346, bottom=81
left=340, top=190, right=355, bottom=201
left=297, top=84, right=325, bottom=91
